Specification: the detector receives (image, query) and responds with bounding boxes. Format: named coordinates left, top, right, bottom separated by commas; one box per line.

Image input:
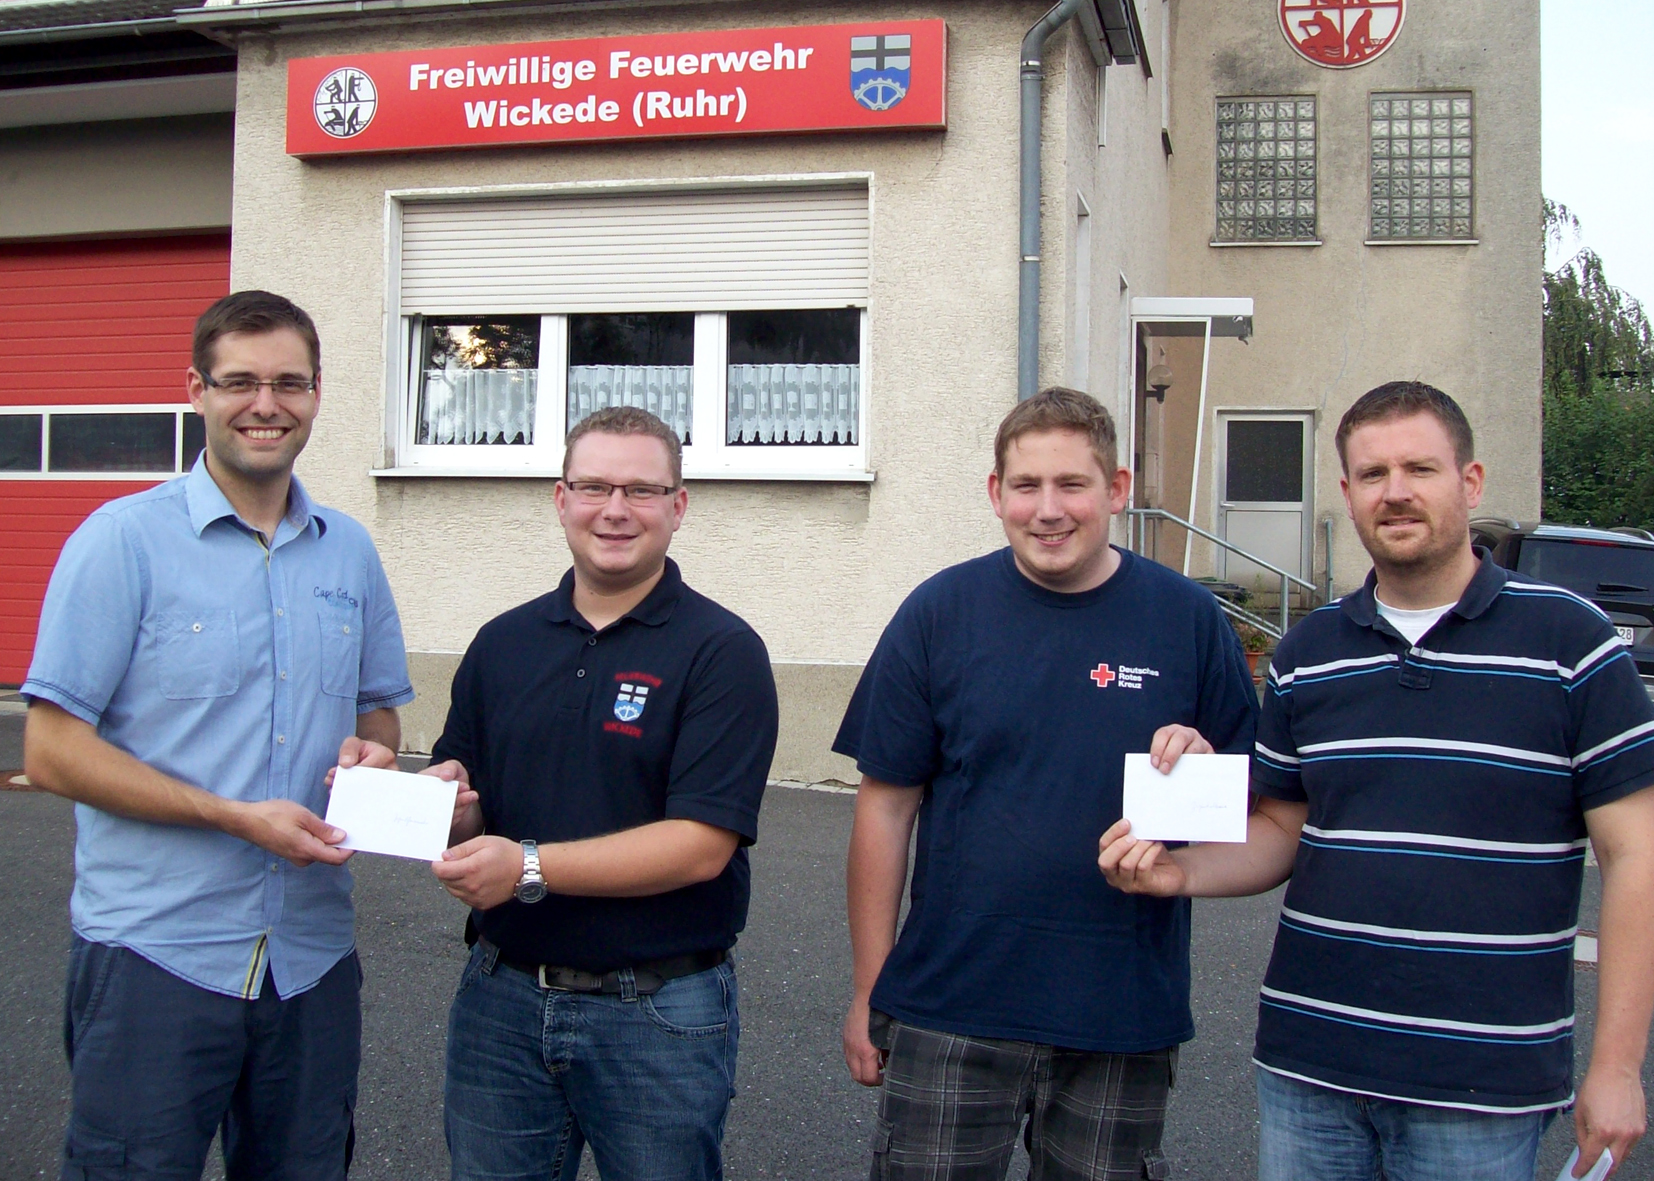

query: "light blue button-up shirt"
left=23, top=457, right=414, bottom=999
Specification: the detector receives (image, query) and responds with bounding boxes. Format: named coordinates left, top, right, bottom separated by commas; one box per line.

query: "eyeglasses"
left=200, top=373, right=317, bottom=398
left=562, top=479, right=679, bottom=504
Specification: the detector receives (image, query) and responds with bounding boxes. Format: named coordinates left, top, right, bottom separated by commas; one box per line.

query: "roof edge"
left=0, top=16, right=185, bottom=45
left=175, top=0, right=725, bottom=32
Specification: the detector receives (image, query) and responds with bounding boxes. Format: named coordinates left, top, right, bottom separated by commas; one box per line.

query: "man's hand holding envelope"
left=1099, top=723, right=1307, bottom=900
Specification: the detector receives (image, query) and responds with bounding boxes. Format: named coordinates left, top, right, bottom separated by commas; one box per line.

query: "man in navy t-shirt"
left=835, top=387, right=1259, bottom=1179
left=1101, top=382, right=1654, bottom=1181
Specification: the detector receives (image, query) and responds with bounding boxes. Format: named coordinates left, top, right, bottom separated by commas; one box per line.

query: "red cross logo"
left=1090, top=663, right=1116, bottom=688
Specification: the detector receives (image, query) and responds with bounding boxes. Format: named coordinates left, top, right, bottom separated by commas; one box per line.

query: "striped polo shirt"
left=1251, top=554, right=1654, bottom=1112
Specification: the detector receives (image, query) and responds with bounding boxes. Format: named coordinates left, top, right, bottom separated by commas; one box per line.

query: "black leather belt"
left=486, top=942, right=726, bottom=995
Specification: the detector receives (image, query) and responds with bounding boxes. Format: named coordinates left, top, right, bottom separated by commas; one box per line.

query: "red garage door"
left=0, top=234, right=230, bottom=684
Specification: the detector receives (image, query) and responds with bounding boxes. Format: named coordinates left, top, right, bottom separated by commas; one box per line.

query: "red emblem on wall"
left=1279, top=0, right=1405, bottom=69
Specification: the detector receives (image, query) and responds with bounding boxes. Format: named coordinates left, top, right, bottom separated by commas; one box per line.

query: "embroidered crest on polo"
left=613, top=682, right=650, bottom=723
left=314, top=67, right=378, bottom=138
left=850, top=33, right=910, bottom=111
left=1278, top=0, right=1404, bottom=69
left=1091, top=662, right=1160, bottom=690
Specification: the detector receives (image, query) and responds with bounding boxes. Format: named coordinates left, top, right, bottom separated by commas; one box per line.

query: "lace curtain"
left=418, top=368, right=538, bottom=445
left=726, top=364, right=859, bottom=445
left=418, top=362, right=858, bottom=450
left=568, top=365, right=694, bottom=443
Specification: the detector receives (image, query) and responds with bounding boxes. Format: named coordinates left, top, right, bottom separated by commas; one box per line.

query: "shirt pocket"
left=318, top=610, right=363, bottom=699
left=155, top=609, right=241, bottom=699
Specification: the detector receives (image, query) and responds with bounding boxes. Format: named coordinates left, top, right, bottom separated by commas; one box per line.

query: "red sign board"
left=286, top=20, right=945, bottom=157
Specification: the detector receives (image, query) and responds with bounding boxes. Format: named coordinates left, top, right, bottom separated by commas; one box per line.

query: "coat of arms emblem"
left=850, top=34, right=911, bottom=111
left=613, top=682, right=650, bottom=723
left=1278, top=0, right=1405, bottom=69
left=314, top=67, right=378, bottom=138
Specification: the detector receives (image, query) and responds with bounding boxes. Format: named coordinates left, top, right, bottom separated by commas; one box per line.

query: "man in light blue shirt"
left=23, top=290, right=414, bottom=1181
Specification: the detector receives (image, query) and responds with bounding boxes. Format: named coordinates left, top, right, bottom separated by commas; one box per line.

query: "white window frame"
left=378, top=176, right=874, bottom=482
left=0, top=404, right=200, bottom=481
left=399, top=315, right=565, bottom=474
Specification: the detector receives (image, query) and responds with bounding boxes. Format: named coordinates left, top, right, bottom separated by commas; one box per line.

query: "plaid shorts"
left=867, top=1012, right=1176, bottom=1181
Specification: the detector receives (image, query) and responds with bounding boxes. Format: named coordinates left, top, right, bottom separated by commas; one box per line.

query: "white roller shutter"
left=399, top=185, right=868, bottom=314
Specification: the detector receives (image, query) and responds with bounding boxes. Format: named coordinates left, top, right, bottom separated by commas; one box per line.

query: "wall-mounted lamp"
left=1145, top=364, right=1173, bottom=402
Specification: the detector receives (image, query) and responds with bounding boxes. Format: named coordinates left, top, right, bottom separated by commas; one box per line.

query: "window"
left=1369, top=93, right=1473, bottom=241
left=0, top=415, right=42, bottom=471
left=402, top=308, right=864, bottom=473
left=726, top=309, right=859, bottom=445
left=0, top=407, right=205, bottom=478
left=1216, top=97, right=1317, bottom=243
left=392, top=185, right=870, bottom=478
left=569, top=313, right=695, bottom=444
left=417, top=318, right=541, bottom=446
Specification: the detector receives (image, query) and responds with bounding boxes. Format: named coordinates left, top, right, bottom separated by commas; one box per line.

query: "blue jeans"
left=1256, top=1066, right=1555, bottom=1181
left=61, top=937, right=360, bottom=1181
left=444, top=942, right=739, bottom=1181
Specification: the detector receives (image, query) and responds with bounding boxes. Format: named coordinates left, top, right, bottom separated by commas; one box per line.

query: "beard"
left=1355, top=507, right=1466, bottom=576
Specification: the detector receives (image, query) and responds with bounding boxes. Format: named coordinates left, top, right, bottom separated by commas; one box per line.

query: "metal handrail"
left=1211, top=595, right=1284, bottom=637
left=1126, top=506, right=1317, bottom=640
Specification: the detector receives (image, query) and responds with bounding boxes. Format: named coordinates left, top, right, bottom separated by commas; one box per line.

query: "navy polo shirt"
left=431, top=558, right=778, bottom=972
left=1252, top=555, right=1654, bottom=1112
left=834, top=547, right=1259, bottom=1051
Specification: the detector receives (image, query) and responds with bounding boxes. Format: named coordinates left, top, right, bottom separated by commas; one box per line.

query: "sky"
left=1542, top=0, right=1654, bottom=309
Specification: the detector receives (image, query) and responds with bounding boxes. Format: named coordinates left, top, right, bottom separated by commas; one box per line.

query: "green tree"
left=1541, top=382, right=1654, bottom=527
left=1543, top=199, right=1654, bottom=396
left=1541, top=200, right=1654, bottom=527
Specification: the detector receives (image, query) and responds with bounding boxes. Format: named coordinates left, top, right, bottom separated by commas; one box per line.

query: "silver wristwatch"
left=514, top=840, right=547, bottom=903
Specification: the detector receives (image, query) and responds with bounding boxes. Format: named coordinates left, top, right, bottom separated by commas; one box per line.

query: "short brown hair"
left=562, top=406, right=683, bottom=486
left=1334, top=381, right=1475, bottom=472
left=192, top=290, right=321, bottom=376
left=994, top=386, right=1119, bottom=476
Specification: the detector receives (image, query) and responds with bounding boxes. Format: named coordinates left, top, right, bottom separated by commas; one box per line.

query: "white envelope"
left=324, top=766, right=459, bottom=861
left=1120, top=752, right=1249, bottom=844
left=1555, top=1149, right=1612, bottom=1181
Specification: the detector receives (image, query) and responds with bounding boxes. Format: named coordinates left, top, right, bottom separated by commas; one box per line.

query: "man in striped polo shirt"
left=1100, top=382, right=1654, bottom=1180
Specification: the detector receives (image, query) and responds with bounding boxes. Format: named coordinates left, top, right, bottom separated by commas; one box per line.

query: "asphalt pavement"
left=0, top=705, right=1643, bottom=1180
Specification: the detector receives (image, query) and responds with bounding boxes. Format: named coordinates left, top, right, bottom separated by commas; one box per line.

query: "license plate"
left=1617, top=625, right=1636, bottom=646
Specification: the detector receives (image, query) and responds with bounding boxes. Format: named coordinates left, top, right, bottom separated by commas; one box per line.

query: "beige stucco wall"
left=1164, top=0, right=1543, bottom=593
left=0, top=114, right=235, bottom=239
left=226, top=1, right=1164, bottom=773
left=1052, top=10, right=1174, bottom=448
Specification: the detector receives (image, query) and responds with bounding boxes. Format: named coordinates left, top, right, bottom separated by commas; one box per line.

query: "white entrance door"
left=1218, top=413, right=1312, bottom=589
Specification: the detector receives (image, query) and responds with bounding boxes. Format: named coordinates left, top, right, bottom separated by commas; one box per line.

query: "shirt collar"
left=542, top=557, right=684, bottom=630
left=184, top=452, right=326, bottom=542
left=1341, top=548, right=1508, bottom=629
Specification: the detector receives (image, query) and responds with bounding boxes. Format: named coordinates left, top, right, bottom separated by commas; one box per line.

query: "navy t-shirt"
left=834, top=547, right=1259, bottom=1051
left=431, top=559, right=778, bottom=972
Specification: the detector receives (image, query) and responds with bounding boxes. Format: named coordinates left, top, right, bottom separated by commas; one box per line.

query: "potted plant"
left=1232, top=621, right=1274, bottom=680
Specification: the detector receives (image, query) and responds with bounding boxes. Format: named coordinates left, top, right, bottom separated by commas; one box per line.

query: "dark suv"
left=1470, top=519, right=1654, bottom=685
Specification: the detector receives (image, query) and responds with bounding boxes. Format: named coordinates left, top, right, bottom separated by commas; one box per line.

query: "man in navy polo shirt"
left=1102, top=382, right=1654, bottom=1180
left=23, top=290, right=414, bottom=1180
left=419, top=406, right=778, bottom=1181
left=836, top=387, right=1259, bottom=1179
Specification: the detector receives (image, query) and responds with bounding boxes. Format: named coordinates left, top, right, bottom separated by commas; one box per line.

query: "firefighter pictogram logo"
left=1279, top=0, right=1404, bottom=69
left=314, top=67, right=377, bottom=138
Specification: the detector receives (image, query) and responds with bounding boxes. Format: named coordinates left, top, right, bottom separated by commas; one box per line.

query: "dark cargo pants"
left=61, top=938, right=359, bottom=1181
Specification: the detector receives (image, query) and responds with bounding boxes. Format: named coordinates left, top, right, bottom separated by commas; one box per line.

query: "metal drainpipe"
left=1019, top=0, right=1087, bottom=401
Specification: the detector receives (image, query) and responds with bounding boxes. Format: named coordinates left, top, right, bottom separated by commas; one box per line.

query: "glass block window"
left=1216, top=97, right=1318, bottom=242
left=1370, top=93, right=1473, bottom=240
